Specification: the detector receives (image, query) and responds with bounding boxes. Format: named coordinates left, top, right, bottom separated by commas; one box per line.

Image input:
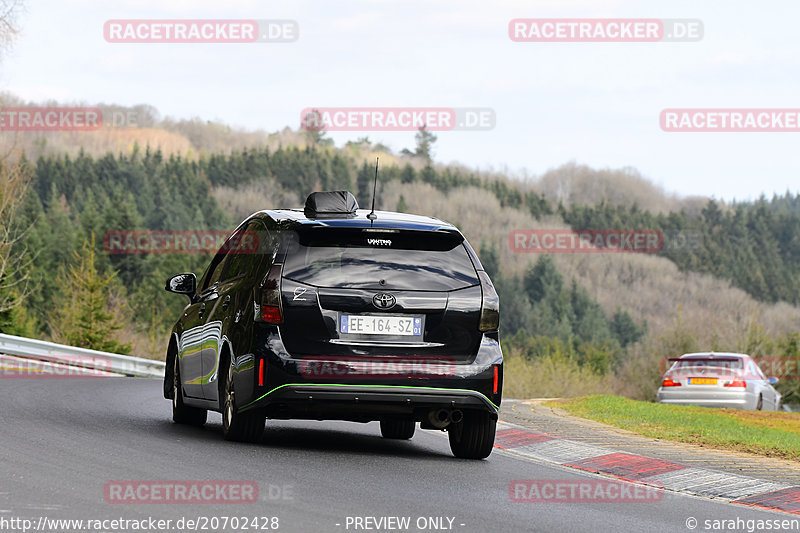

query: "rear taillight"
left=257, top=263, right=283, bottom=324
left=662, top=378, right=681, bottom=387
left=477, top=271, right=499, bottom=332
left=493, top=365, right=499, bottom=394
left=725, top=380, right=746, bottom=388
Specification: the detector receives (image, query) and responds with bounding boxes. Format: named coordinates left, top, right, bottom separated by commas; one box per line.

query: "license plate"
left=688, top=377, right=717, bottom=385
left=340, top=315, right=422, bottom=336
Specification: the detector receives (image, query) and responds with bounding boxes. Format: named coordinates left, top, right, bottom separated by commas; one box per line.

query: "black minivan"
left=164, top=191, right=503, bottom=459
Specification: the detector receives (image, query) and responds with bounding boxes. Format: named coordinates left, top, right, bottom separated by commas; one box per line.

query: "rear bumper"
left=241, top=383, right=498, bottom=421
left=656, top=387, right=753, bottom=409
left=236, top=330, right=503, bottom=421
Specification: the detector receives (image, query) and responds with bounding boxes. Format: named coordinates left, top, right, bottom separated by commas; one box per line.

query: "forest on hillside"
left=2, top=121, right=800, bottom=402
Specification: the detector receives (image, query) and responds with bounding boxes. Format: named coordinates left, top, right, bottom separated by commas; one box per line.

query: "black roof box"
left=304, top=191, right=359, bottom=218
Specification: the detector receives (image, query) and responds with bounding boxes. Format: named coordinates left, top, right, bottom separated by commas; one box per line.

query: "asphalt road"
left=0, top=378, right=791, bottom=533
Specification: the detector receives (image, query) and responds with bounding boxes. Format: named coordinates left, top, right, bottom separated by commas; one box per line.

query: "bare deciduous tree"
left=0, top=0, right=23, bottom=59
left=0, top=162, right=32, bottom=314
left=0, top=1, right=30, bottom=321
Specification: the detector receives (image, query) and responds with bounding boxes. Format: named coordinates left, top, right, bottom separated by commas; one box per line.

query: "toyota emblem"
left=372, top=293, right=396, bottom=310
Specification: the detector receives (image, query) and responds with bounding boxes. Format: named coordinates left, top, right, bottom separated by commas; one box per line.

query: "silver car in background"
left=657, top=352, right=781, bottom=411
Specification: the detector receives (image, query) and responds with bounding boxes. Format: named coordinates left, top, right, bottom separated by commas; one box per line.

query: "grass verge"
left=550, top=394, right=800, bottom=460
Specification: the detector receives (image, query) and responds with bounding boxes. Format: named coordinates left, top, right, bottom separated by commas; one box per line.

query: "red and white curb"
left=494, top=420, right=800, bottom=515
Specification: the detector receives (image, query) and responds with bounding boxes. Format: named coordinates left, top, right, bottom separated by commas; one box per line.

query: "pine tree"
left=356, top=161, right=373, bottom=206
left=478, top=241, right=499, bottom=279
left=414, top=125, right=437, bottom=160
left=396, top=195, right=409, bottom=213
left=49, top=233, right=132, bottom=354
left=524, top=255, right=563, bottom=305
left=301, top=109, right=333, bottom=147
left=610, top=308, right=646, bottom=347
left=400, top=164, right=416, bottom=183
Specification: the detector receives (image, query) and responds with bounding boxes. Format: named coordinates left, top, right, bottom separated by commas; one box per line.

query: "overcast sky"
left=2, top=0, right=799, bottom=201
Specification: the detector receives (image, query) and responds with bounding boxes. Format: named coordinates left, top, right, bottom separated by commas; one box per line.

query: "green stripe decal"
left=241, top=383, right=499, bottom=410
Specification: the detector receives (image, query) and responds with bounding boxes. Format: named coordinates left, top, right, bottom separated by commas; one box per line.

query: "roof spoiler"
left=304, top=191, right=359, bottom=218
left=667, top=357, right=742, bottom=362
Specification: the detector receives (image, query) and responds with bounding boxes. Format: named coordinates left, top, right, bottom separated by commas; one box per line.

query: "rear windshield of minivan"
left=281, top=228, right=479, bottom=291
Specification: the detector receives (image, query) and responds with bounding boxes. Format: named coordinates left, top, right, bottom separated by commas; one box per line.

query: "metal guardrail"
left=0, top=333, right=165, bottom=378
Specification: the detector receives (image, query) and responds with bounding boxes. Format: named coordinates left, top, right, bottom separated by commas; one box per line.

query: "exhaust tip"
left=428, top=409, right=451, bottom=429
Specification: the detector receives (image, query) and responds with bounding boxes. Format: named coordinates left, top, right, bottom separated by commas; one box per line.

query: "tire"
left=448, top=411, right=496, bottom=460
left=172, top=356, right=207, bottom=426
left=380, top=419, right=416, bottom=440
left=221, top=356, right=265, bottom=443
left=756, top=394, right=763, bottom=411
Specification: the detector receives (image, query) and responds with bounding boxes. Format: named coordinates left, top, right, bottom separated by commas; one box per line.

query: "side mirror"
left=768, top=376, right=779, bottom=385
left=165, top=273, right=196, bottom=300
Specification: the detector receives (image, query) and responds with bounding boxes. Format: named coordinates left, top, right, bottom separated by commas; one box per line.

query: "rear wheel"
left=380, top=419, right=416, bottom=439
left=756, top=394, right=763, bottom=411
left=448, top=411, right=496, bottom=460
left=172, top=356, right=207, bottom=426
left=221, top=356, right=265, bottom=443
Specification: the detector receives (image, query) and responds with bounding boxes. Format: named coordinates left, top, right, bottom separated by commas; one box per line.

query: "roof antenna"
left=367, top=157, right=379, bottom=221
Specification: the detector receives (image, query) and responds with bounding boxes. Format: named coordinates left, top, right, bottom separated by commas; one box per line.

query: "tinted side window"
left=198, top=225, right=245, bottom=292
left=253, top=222, right=281, bottom=281
left=221, top=220, right=264, bottom=281
left=201, top=254, right=228, bottom=292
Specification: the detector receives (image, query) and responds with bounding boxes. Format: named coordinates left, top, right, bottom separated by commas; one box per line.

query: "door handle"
left=222, top=295, right=231, bottom=310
